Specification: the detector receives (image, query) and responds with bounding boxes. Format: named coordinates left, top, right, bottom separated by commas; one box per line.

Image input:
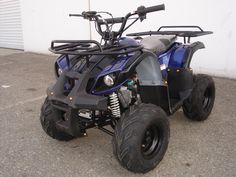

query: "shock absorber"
left=109, top=92, right=121, bottom=117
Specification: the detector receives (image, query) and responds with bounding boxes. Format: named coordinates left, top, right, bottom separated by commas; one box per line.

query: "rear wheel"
left=112, top=104, right=170, bottom=173
left=40, top=97, right=75, bottom=141
left=183, top=74, right=215, bottom=121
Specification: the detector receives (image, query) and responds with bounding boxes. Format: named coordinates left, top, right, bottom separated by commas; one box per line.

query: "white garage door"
left=0, top=0, right=23, bottom=49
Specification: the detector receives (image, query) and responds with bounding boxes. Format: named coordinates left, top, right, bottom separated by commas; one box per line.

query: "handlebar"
left=70, top=4, right=165, bottom=41
left=97, top=17, right=124, bottom=25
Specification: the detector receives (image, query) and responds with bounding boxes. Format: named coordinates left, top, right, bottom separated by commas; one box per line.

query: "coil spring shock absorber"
left=109, top=92, right=121, bottom=117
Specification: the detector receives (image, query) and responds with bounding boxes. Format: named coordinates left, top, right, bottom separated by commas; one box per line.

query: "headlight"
left=58, top=68, right=63, bottom=76
left=103, top=74, right=115, bottom=87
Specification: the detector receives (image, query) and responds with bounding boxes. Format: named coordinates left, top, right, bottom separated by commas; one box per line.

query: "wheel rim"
left=202, top=86, right=212, bottom=111
left=141, top=125, right=162, bottom=159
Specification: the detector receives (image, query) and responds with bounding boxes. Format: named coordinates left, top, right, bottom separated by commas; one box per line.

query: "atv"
left=40, top=4, right=215, bottom=173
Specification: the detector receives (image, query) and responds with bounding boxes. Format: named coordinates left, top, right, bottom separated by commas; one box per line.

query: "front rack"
left=49, top=40, right=143, bottom=56
left=127, top=26, right=213, bottom=43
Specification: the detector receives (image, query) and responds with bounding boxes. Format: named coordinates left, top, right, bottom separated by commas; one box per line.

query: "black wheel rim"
left=202, top=86, right=212, bottom=111
left=141, top=125, right=162, bottom=159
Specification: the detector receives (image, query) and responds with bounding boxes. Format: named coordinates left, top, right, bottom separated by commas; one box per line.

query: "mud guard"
left=128, top=51, right=170, bottom=113
left=183, top=41, right=205, bottom=68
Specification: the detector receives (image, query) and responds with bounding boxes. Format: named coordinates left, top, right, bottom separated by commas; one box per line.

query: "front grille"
left=51, top=100, right=69, bottom=112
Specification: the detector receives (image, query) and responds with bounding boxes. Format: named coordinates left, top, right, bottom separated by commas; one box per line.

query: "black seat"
left=140, top=35, right=177, bottom=54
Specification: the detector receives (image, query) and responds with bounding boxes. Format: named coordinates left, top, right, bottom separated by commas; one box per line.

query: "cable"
left=96, top=11, right=114, bottom=31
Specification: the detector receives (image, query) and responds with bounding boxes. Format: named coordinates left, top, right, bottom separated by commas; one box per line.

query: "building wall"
left=21, top=0, right=236, bottom=78
left=20, top=0, right=90, bottom=53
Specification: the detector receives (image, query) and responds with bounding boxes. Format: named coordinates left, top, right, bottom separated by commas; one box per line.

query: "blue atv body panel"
left=56, top=38, right=191, bottom=96
left=91, top=55, right=133, bottom=95
left=159, top=42, right=188, bottom=77
left=56, top=55, right=69, bottom=70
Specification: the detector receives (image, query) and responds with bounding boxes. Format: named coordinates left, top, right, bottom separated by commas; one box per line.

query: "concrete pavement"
left=0, top=50, right=235, bottom=177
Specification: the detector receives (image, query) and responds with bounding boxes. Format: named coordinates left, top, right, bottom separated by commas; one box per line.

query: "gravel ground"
left=0, top=49, right=235, bottom=177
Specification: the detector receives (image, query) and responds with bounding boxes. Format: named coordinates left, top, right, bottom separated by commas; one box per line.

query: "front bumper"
left=47, top=70, right=108, bottom=111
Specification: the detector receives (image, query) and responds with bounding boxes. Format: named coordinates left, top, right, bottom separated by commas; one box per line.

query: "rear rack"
left=127, top=26, right=213, bottom=43
left=49, top=40, right=143, bottom=56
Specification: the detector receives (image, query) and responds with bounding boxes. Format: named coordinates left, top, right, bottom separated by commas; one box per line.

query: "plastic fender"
left=183, top=41, right=205, bottom=68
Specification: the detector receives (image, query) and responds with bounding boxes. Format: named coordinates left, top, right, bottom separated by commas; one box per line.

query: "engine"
left=109, top=74, right=140, bottom=118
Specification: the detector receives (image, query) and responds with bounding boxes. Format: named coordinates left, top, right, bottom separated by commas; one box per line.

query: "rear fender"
left=183, top=41, right=205, bottom=68
left=160, top=42, right=205, bottom=71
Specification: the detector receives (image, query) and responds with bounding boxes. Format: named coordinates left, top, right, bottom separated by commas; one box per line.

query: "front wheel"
left=112, top=104, right=170, bottom=173
left=40, top=97, right=75, bottom=141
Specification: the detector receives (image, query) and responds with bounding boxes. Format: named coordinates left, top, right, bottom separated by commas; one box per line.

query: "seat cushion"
left=140, top=35, right=177, bottom=54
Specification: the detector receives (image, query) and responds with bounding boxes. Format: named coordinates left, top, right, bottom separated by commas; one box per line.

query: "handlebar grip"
left=69, top=14, right=83, bottom=17
left=70, top=11, right=97, bottom=19
left=145, top=4, right=165, bottom=13
left=136, top=4, right=165, bottom=15
left=98, top=17, right=124, bottom=25
left=82, top=11, right=97, bottom=16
